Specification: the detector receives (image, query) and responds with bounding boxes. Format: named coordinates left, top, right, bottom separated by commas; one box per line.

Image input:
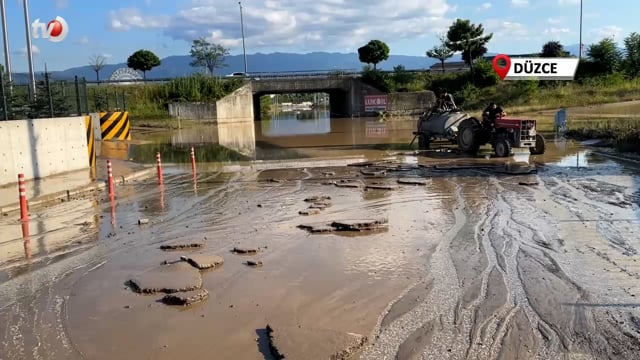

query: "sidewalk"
left=0, top=158, right=155, bottom=215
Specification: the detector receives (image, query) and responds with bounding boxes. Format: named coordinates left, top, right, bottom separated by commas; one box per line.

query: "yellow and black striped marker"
left=99, top=111, right=131, bottom=140
left=85, top=115, right=96, bottom=168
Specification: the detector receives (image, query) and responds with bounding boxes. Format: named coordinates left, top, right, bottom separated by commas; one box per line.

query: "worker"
left=442, top=90, right=456, bottom=110
left=483, top=102, right=506, bottom=127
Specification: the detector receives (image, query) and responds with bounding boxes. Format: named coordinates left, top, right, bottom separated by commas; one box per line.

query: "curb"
left=1, top=167, right=156, bottom=216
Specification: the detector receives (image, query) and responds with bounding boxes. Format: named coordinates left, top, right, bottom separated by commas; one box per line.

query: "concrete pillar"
left=90, top=112, right=102, bottom=140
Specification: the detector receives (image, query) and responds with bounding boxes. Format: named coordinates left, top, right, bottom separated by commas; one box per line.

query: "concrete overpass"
left=249, top=76, right=385, bottom=120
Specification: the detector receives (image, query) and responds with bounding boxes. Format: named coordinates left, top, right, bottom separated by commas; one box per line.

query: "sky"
left=0, top=0, right=634, bottom=72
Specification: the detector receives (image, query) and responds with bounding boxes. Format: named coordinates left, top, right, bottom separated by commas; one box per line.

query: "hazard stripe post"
left=99, top=111, right=131, bottom=140
left=85, top=115, right=96, bottom=168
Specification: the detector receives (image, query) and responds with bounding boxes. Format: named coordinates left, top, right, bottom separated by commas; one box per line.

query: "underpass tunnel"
left=253, top=91, right=334, bottom=121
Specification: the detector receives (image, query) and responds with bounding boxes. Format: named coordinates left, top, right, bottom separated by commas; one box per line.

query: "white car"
left=225, top=72, right=247, bottom=77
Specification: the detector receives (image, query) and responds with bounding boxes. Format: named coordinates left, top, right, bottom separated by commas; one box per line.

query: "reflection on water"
left=261, top=110, right=331, bottom=136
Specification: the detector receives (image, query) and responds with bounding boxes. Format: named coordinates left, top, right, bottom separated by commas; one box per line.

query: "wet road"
left=1, top=136, right=640, bottom=359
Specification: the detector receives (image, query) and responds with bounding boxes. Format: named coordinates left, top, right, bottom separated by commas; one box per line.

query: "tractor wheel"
left=494, top=136, right=512, bottom=157
left=529, top=134, right=546, bottom=155
left=457, top=124, right=480, bottom=154
left=418, top=134, right=430, bottom=150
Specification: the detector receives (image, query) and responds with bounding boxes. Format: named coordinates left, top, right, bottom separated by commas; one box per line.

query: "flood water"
left=1, top=108, right=640, bottom=359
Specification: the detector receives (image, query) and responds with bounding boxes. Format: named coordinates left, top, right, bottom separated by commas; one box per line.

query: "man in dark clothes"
left=435, top=90, right=457, bottom=111
left=483, top=102, right=506, bottom=127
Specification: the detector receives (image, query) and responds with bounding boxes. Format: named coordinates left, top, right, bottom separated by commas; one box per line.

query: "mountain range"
left=7, top=44, right=582, bottom=84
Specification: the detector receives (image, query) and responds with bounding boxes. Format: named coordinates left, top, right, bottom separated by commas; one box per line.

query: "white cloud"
left=511, top=0, right=528, bottom=7
left=54, top=0, right=68, bottom=9
left=547, top=16, right=566, bottom=25
left=76, top=35, right=89, bottom=45
left=544, top=27, right=570, bottom=35
left=15, top=45, right=40, bottom=56
left=106, top=0, right=456, bottom=52
left=592, top=25, right=622, bottom=41
left=486, top=20, right=529, bottom=39
left=558, top=0, right=580, bottom=5
left=478, top=2, right=491, bottom=10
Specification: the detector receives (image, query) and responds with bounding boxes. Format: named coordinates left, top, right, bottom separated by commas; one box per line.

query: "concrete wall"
left=386, top=91, right=437, bottom=116
left=168, top=103, right=217, bottom=121
left=216, top=84, right=254, bottom=124
left=0, top=117, right=89, bottom=186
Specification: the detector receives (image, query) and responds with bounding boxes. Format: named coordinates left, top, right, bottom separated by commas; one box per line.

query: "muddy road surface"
left=1, top=143, right=640, bottom=360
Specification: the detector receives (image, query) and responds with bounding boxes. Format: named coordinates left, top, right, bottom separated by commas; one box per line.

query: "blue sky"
left=1, top=0, right=634, bottom=72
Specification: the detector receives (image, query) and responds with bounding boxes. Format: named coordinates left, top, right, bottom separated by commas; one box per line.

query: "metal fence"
left=0, top=72, right=90, bottom=121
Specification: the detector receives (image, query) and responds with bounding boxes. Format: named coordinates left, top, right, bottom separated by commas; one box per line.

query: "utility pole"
left=239, top=1, right=248, bottom=75
left=578, top=0, right=583, bottom=60
left=22, top=0, right=36, bottom=100
left=0, top=0, right=12, bottom=86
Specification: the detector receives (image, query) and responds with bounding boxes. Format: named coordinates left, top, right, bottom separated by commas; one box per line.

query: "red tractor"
left=456, top=115, right=546, bottom=157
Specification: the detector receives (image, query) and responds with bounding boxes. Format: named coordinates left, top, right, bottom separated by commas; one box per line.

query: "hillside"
left=7, top=45, right=579, bottom=84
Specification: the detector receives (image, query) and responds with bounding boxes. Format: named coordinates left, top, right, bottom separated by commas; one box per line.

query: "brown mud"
left=1, top=139, right=640, bottom=359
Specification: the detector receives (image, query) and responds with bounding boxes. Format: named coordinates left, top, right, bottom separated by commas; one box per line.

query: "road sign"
left=364, top=95, right=387, bottom=112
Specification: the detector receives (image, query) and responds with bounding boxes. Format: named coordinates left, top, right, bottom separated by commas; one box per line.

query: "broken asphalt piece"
left=246, top=260, right=263, bottom=267
left=383, top=164, right=418, bottom=172
left=304, top=195, right=331, bottom=202
left=128, top=262, right=202, bottom=294
left=397, top=178, right=430, bottom=186
left=334, top=180, right=362, bottom=188
left=299, top=209, right=322, bottom=216
left=321, top=181, right=336, bottom=185
left=138, top=218, right=150, bottom=225
left=322, top=171, right=336, bottom=176
left=180, top=255, right=224, bottom=270
left=347, top=161, right=376, bottom=167
left=518, top=181, right=539, bottom=186
left=160, top=243, right=204, bottom=251
left=161, top=289, right=209, bottom=306
left=231, top=247, right=259, bottom=255
left=308, top=202, right=330, bottom=209
left=298, top=219, right=389, bottom=233
left=360, top=168, right=386, bottom=176
left=266, top=323, right=366, bottom=360
left=365, top=184, right=397, bottom=190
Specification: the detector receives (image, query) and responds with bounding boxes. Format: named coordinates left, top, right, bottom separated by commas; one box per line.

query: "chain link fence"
left=0, top=72, right=92, bottom=121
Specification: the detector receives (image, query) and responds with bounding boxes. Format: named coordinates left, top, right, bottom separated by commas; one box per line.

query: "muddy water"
left=1, top=110, right=640, bottom=359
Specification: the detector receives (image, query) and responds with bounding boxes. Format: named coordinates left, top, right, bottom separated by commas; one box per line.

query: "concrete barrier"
left=385, top=91, right=436, bottom=116
left=85, top=115, right=96, bottom=168
left=0, top=117, right=90, bottom=186
left=168, top=103, right=217, bottom=121
left=99, top=111, right=131, bottom=140
left=216, top=84, right=254, bottom=124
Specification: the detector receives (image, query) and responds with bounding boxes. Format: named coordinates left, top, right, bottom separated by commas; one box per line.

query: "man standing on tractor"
left=434, top=90, right=457, bottom=111
left=482, top=102, right=507, bottom=129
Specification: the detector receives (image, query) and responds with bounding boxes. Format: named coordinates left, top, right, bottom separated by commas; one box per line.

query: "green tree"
left=392, top=65, right=414, bottom=85
left=623, top=32, right=640, bottom=77
left=587, top=38, right=622, bottom=74
left=127, top=49, right=161, bottom=79
left=426, top=35, right=454, bottom=73
left=357, top=40, right=390, bottom=70
left=445, top=19, right=493, bottom=67
left=189, top=37, right=230, bottom=75
left=541, top=41, right=570, bottom=57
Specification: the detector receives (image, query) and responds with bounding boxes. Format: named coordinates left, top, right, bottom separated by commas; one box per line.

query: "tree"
left=541, top=41, right=570, bottom=58
left=126, top=49, right=161, bottom=79
left=189, top=37, right=230, bottom=75
left=89, top=54, right=107, bottom=82
left=391, top=65, right=414, bottom=86
left=623, top=32, right=640, bottom=77
left=445, top=19, right=493, bottom=66
left=426, top=35, right=454, bottom=73
left=357, top=40, right=390, bottom=70
left=587, top=38, right=622, bottom=74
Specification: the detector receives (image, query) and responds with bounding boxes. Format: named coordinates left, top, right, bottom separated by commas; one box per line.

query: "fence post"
left=122, top=92, right=126, bottom=110
left=0, top=70, right=7, bottom=120
left=114, top=91, right=119, bottom=110
left=45, top=70, right=54, bottom=117
left=82, top=78, right=89, bottom=114
left=74, top=76, right=81, bottom=115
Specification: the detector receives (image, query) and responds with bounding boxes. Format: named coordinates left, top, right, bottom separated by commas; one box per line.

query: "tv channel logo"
left=492, top=54, right=579, bottom=81
left=32, top=16, right=69, bottom=43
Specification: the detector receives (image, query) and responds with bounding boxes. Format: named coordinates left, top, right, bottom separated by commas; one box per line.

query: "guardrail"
left=82, top=68, right=432, bottom=85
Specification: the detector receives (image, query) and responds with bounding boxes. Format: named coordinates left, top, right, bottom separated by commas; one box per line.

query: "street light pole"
left=22, top=0, right=36, bottom=100
left=0, top=0, right=12, bottom=85
left=239, top=1, right=248, bottom=74
left=578, top=0, right=583, bottom=60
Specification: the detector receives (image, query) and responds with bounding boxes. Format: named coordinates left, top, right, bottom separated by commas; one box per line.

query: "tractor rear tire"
left=529, top=134, right=546, bottom=155
left=457, top=124, right=480, bottom=154
left=494, top=136, right=512, bottom=157
left=418, top=134, right=430, bottom=150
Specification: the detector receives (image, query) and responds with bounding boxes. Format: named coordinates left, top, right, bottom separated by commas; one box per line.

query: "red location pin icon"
left=492, top=54, right=511, bottom=80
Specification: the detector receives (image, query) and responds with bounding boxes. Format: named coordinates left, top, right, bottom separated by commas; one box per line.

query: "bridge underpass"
left=249, top=77, right=383, bottom=120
